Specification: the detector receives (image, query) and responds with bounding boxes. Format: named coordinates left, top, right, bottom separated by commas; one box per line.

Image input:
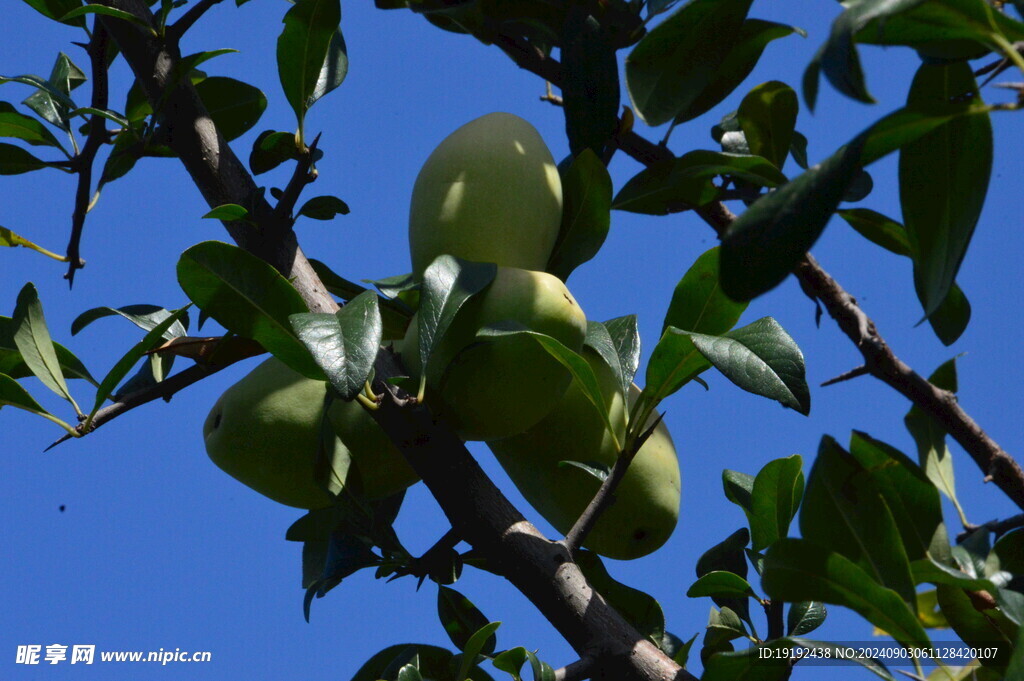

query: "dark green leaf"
left=989, top=529, right=1024, bottom=576
left=662, top=246, right=747, bottom=337
left=720, top=136, right=864, bottom=301
left=838, top=208, right=911, bottom=256
left=625, top=0, right=755, bottom=126
left=277, top=0, right=341, bottom=130
left=71, top=304, right=188, bottom=339
left=396, top=664, right=423, bottom=681
left=762, top=538, right=931, bottom=650
left=904, top=358, right=962, bottom=514
left=613, top=150, right=786, bottom=215
left=787, top=638, right=898, bottom=681
left=800, top=436, right=916, bottom=606
left=737, top=81, right=798, bottom=169
left=0, top=315, right=95, bottom=385
left=0, top=101, right=65, bottom=150
left=899, top=62, right=991, bottom=319
left=310, top=261, right=412, bottom=341
left=787, top=602, right=827, bottom=636
left=0, top=372, right=49, bottom=415
left=437, top=586, right=494, bottom=654
left=59, top=4, right=148, bottom=27
left=289, top=291, right=382, bottom=401
left=561, top=11, right=618, bottom=157
left=249, top=130, right=301, bottom=175
left=645, top=328, right=712, bottom=403
left=696, top=528, right=752, bottom=627
left=457, top=621, right=501, bottom=679
left=583, top=321, right=625, bottom=399
left=176, top=241, right=320, bottom=378
left=193, top=77, right=266, bottom=141
left=576, top=550, right=666, bottom=644
left=935, top=584, right=1017, bottom=669
left=674, top=19, right=804, bottom=125
left=701, top=639, right=796, bottom=681
left=842, top=168, right=873, bottom=202
left=547, top=149, right=612, bottom=281
left=22, top=53, right=85, bottom=131
left=858, top=102, right=993, bottom=167
left=687, top=571, right=756, bottom=599
left=603, top=315, right=640, bottom=396
left=926, top=283, right=971, bottom=347
left=722, top=470, right=755, bottom=517
left=312, top=29, right=348, bottom=105
left=911, top=558, right=996, bottom=591
left=202, top=204, right=249, bottom=221
left=0, top=142, right=48, bottom=175
left=351, top=644, right=495, bottom=681
left=21, top=0, right=86, bottom=27
left=789, top=131, right=809, bottom=169
left=749, top=454, right=804, bottom=551
left=13, top=283, right=76, bottom=409
left=298, top=195, right=350, bottom=220
left=492, top=647, right=554, bottom=681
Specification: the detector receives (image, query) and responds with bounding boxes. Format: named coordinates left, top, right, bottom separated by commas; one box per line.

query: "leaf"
left=800, top=436, right=916, bottom=607
left=457, top=621, right=501, bottom=679
left=289, top=291, right=382, bottom=401
left=700, top=639, right=798, bottom=681
left=613, top=150, right=787, bottom=215
left=696, top=528, right=752, bottom=627
left=687, top=571, right=757, bottom=599
left=193, top=77, right=267, bottom=142
left=0, top=226, right=65, bottom=261
left=417, top=256, right=495, bottom=384
left=838, top=208, right=911, bottom=257
left=312, top=29, right=348, bottom=106
left=298, top=195, right=350, bottom=220
left=0, top=101, right=64, bottom=150
left=762, top=538, right=931, bottom=650
left=645, top=328, right=712, bottom=403
left=603, top=315, right=640, bottom=396
left=351, top=644, right=495, bottom=681
left=59, top=4, right=149, bottom=27
left=722, top=470, right=755, bottom=518
left=787, top=601, right=827, bottom=636
left=858, top=102, right=994, bottom=168
left=625, top=0, right=755, bottom=126
left=0, top=142, right=48, bottom=175
left=583, top=321, right=625, bottom=398
left=935, top=584, right=1018, bottom=669
left=787, top=638, right=898, bottom=681
left=21, top=53, right=85, bottom=131
left=0, top=316, right=95, bottom=385
left=911, top=558, right=997, bottom=591
left=749, top=454, right=804, bottom=551
left=249, top=130, right=301, bottom=175
left=673, top=19, right=804, bottom=125
left=899, top=62, right=992, bottom=319
left=277, top=0, right=341, bottom=131
left=72, top=304, right=188, bottom=340
left=719, top=137, right=865, bottom=301
left=576, top=550, right=666, bottom=644
left=437, top=586, right=494, bottom=654
left=547, top=149, right=612, bottom=281
left=12, top=283, right=77, bottom=410
left=904, top=358, right=963, bottom=518
left=492, top=648, right=554, bottom=681
left=737, top=81, right=798, bottom=170
left=0, top=372, right=49, bottom=414
left=561, top=11, right=619, bottom=157
left=688, top=317, right=810, bottom=414
left=662, top=246, right=747, bottom=337
left=203, top=204, right=249, bottom=221
left=20, top=0, right=87, bottom=27
left=176, top=241, right=320, bottom=378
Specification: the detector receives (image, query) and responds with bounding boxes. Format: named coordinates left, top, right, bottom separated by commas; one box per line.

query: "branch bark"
left=91, top=3, right=691, bottom=679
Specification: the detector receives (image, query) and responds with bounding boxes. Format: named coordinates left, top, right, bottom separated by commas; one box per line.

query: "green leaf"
left=899, top=62, right=991, bottom=319
left=722, top=470, right=755, bottom=518
left=904, top=358, right=964, bottom=519
left=603, top=315, right=640, bottom=397
left=202, top=204, right=249, bottom=221
left=21, top=53, right=85, bottom=131
left=351, top=644, right=495, bottom=681
left=749, top=454, right=804, bottom=551
left=701, top=639, right=797, bottom=681
left=800, top=436, right=916, bottom=607
left=71, top=304, right=188, bottom=340
left=457, top=621, right=502, bottom=679
left=645, top=328, right=712, bottom=402
left=583, top=321, right=626, bottom=399
left=436, top=586, right=494, bottom=654
left=0, top=372, right=49, bottom=414
left=576, top=550, right=666, bottom=644
left=737, top=81, right=798, bottom=170
left=0, top=75, right=77, bottom=119
left=838, top=208, right=911, bottom=257
left=312, top=29, right=348, bottom=105
left=289, top=291, right=382, bottom=401
left=613, top=150, right=787, bottom=215
left=687, top=571, right=757, bottom=600
left=989, top=529, right=1024, bottom=576
left=0, top=316, right=95, bottom=386
left=21, top=0, right=86, bottom=27
left=762, top=538, right=931, bottom=650
left=59, top=4, right=149, bottom=27
left=688, top=317, right=810, bottom=414
left=696, top=528, right=752, bottom=628
left=662, top=246, right=747, bottom=337
left=0, top=142, right=48, bottom=175
left=12, top=283, right=77, bottom=411
left=0, top=226, right=65, bottom=261
left=858, top=101, right=994, bottom=168
left=176, top=241, right=320, bottom=378
left=417, top=256, right=496, bottom=385
left=787, top=638, right=898, bottom=681
left=787, top=602, right=827, bottom=636
left=492, top=648, right=554, bottom=681
left=719, top=137, right=865, bottom=301
left=911, top=558, right=997, bottom=591
left=298, top=195, right=350, bottom=220
left=935, top=584, right=1018, bottom=669
left=277, top=0, right=341, bottom=132
left=547, top=149, right=612, bottom=281
left=193, top=77, right=267, bottom=142
left=561, top=11, right=619, bottom=157
left=625, top=0, right=755, bottom=126
left=249, top=130, right=301, bottom=175
left=0, top=101, right=65, bottom=150
left=673, top=19, right=804, bottom=125
left=849, top=431, right=951, bottom=565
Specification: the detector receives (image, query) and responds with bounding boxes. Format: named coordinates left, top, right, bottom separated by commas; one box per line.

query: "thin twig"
left=563, top=413, right=664, bottom=556
left=273, top=132, right=321, bottom=223
left=957, top=513, right=1024, bottom=543
left=820, top=365, right=869, bottom=387
left=64, top=22, right=110, bottom=287
left=554, top=656, right=596, bottom=681
left=167, top=0, right=224, bottom=42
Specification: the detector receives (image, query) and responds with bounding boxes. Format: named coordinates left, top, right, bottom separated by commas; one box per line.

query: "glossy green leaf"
left=309, top=260, right=411, bottom=341
left=750, top=454, right=804, bottom=551
left=547, top=149, right=612, bottom=282
left=72, top=304, right=188, bottom=340
left=911, top=558, right=996, bottom=591
left=625, top=0, right=754, bottom=126
left=849, top=431, right=951, bottom=564
left=202, top=204, right=249, bottom=221
left=249, top=130, right=301, bottom=175
left=437, top=586, right=494, bottom=654
left=720, top=137, right=864, bottom=301
left=662, top=247, right=747, bottom=338
left=193, top=77, right=267, bottom=142
left=21, top=0, right=86, bottom=27
left=59, top=4, right=149, bottom=27
left=722, top=470, right=755, bottom=518
left=561, top=11, right=618, bottom=157
left=696, top=529, right=752, bottom=627
left=21, top=53, right=85, bottom=131
left=644, top=328, right=711, bottom=402
left=613, top=150, right=787, bottom=215
left=576, top=550, right=666, bottom=644
left=904, top=358, right=963, bottom=517
left=737, top=81, right=798, bottom=170
left=0, top=372, right=49, bottom=414
left=0, top=101, right=64, bottom=150
left=312, top=29, right=348, bottom=105
left=176, top=241, right=319, bottom=378
left=298, top=195, right=350, bottom=220
left=277, top=0, right=341, bottom=132
left=674, top=19, right=804, bottom=125
left=787, top=602, right=827, bottom=636
left=0, top=315, right=95, bottom=385
left=0, top=143, right=48, bottom=175
left=289, top=291, right=382, bottom=401
left=900, top=62, right=992, bottom=319
left=603, top=315, right=640, bottom=396
left=584, top=321, right=624, bottom=396
left=762, top=538, right=931, bottom=650
left=687, top=571, right=756, bottom=600
left=935, top=584, right=1018, bottom=669
left=492, top=648, right=555, bottom=681
left=12, top=283, right=77, bottom=411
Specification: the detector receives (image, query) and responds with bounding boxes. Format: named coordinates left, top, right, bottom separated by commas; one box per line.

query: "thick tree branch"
left=494, top=32, right=1024, bottom=512
left=92, top=4, right=691, bottom=679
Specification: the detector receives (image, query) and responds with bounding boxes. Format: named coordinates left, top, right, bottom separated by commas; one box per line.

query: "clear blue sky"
left=2, top=1, right=1022, bottom=679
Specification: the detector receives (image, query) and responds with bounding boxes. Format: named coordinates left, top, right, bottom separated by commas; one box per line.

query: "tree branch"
left=492, top=31, right=1024, bottom=513
left=167, top=0, right=224, bottom=42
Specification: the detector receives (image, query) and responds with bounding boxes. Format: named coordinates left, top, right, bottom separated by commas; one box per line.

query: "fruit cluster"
left=203, top=113, right=680, bottom=560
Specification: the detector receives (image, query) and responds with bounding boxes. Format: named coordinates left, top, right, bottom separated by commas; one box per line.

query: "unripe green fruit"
left=409, top=112, right=563, bottom=277
left=403, top=266, right=587, bottom=441
left=488, top=350, right=680, bottom=560
left=203, top=358, right=417, bottom=509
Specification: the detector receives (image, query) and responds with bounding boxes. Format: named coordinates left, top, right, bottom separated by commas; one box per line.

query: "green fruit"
left=203, top=358, right=418, bottom=508
left=403, top=266, right=587, bottom=441
left=488, top=350, right=680, bottom=560
left=409, top=112, right=563, bottom=277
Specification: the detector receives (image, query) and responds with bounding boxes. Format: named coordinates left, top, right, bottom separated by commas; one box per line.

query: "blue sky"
left=2, top=1, right=1023, bottom=679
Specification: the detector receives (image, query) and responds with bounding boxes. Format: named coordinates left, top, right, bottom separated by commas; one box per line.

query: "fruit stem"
left=415, top=375, right=426, bottom=405
left=355, top=392, right=379, bottom=411
left=363, top=380, right=379, bottom=403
